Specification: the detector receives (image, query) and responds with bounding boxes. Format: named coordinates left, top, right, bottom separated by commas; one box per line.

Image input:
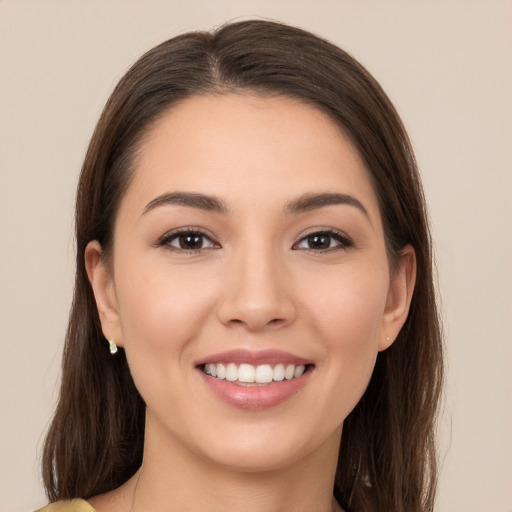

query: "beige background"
left=1, top=1, right=511, bottom=511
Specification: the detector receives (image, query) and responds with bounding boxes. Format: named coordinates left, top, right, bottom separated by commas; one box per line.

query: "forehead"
left=123, top=93, right=381, bottom=222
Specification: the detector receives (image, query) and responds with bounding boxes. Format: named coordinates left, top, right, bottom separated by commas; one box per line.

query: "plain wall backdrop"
left=1, top=1, right=511, bottom=511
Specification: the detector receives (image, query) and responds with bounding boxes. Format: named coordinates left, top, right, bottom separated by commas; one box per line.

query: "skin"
left=86, top=94, right=416, bottom=512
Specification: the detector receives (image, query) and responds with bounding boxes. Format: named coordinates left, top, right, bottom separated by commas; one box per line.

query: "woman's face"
left=88, top=94, right=414, bottom=473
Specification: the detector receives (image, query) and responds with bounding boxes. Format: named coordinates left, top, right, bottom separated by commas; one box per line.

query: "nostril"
left=227, top=317, right=285, bottom=328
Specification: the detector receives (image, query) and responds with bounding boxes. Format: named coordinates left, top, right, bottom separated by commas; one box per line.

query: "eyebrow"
left=285, top=192, right=369, bottom=218
left=142, top=191, right=369, bottom=219
left=143, top=192, right=229, bottom=215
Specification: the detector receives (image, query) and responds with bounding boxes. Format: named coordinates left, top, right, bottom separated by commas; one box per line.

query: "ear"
left=85, top=240, right=123, bottom=347
left=379, top=244, right=416, bottom=351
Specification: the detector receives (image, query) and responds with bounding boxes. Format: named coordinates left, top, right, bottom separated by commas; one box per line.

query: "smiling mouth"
left=200, top=363, right=313, bottom=385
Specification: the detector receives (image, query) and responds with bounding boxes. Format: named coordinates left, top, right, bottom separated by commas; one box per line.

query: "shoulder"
left=34, top=499, right=96, bottom=512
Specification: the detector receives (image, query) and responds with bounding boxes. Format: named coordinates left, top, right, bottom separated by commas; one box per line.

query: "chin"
left=190, top=418, right=342, bottom=475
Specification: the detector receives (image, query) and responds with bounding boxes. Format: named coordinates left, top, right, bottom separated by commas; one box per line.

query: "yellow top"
left=35, top=499, right=95, bottom=512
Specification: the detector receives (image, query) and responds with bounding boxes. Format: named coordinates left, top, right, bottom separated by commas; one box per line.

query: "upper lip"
left=194, top=348, right=313, bottom=367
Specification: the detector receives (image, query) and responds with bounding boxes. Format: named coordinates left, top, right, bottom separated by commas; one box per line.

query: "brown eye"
left=305, top=234, right=331, bottom=249
left=295, top=230, right=352, bottom=251
left=164, top=231, right=217, bottom=251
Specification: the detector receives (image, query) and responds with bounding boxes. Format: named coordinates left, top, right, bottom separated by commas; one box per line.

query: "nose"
left=216, top=245, right=297, bottom=332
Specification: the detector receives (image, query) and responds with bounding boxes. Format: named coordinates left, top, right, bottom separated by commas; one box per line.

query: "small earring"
left=108, top=339, right=118, bottom=355
left=386, top=336, right=390, bottom=342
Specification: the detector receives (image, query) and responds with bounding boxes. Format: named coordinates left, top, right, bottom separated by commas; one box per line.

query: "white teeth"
left=204, top=363, right=217, bottom=377
left=255, top=364, right=273, bottom=383
left=294, top=365, right=306, bottom=378
left=284, top=364, right=295, bottom=380
left=238, top=364, right=255, bottom=383
left=203, top=362, right=308, bottom=383
left=226, top=363, right=238, bottom=381
left=273, top=363, right=285, bottom=381
left=217, top=363, right=226, bottom=379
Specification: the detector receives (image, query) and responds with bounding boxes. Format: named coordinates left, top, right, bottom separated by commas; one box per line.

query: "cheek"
left=113, top=257, right=220, bottom=371
left=304, top=264, right=389, bottom=408
left=113, top=260, right=220, bottom=415
left=308, top=261, right=389, bottom=345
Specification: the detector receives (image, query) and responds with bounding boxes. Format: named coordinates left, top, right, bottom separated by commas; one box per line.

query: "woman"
left=38, top=19, right=443, bottom=512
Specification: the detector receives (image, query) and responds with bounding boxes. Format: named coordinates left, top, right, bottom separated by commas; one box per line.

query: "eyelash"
left=293, top=229, right=353, bottom=252
left=157, top=227, right=218, bottom=253
left=157, top=228, right=353, bottom=253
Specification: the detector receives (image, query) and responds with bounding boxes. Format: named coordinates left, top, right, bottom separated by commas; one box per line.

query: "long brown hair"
left=42, top=20, right=443, bottom=512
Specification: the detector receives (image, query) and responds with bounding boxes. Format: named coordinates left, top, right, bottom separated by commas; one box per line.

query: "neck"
left=131, top=416, right=343, bottom=512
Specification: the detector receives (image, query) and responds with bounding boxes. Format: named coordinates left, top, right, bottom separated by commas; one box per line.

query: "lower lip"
left=198, top=368, right=312, bottom=410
